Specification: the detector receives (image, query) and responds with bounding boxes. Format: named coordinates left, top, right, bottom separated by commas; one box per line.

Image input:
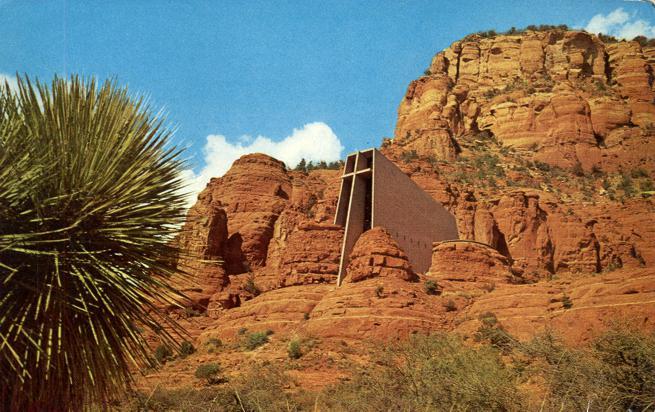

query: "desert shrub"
left=631, top=168, right=649, bottom=178
left=128, top=328, right=655, bottom=411
left=154, top=344, right=173, bottom=364
left=183, top=306, right=201, bottom=318
left=423, top=69, right=432, bottom=76
left=424, top=279, right=440, bottom=295
left=237, top=327, right=248, bottom=335
left=443, top=299, right=457, bottom=312
left=374, top=285, right=384, bottom=298
left=288, top=340, right=303, bottom=359
left=483, top=88, right=501, bottom=99
left=533, top=160, right=551, bottom=172
left=519, top=328, right=655, bottom=411
left=244, top=331, right=270, bottom=350
left=599, top=33, right=619, bottom=43
left=179, top=341, right=196, bottom=358
left=475, top=313, right=516, bottom=352
left=640, top=179, right=654, bottom=192
left=481, top=282, right=496, bottom=292
left=319, top=333, right=525, bottom=411
left=400, top=149, right=419, bottom=163
left=207, top=337, right=222, bottom=347
left=303, top=194, right=317, bottom=216
left=194, top=363, right=221, bottom=385
left=619, top=173, right=636, bottom=197
left=132, top=364, right=307, bottom=411
left=517, top=332, right=610, bottom=410
left=243, top=273, right=261, bottom=296
left=572, top=161, right=585, bottom=177
left=0, top=76, right=188, bottom=410
left=303, top=312, right=310, bottom=320
left=591, top=328, right=655, bottom=410
left=561, top=294, right=573, bottom=309
left=205, top=338, right=222, bottom=353
left=591, top=164, right=604, bottom=177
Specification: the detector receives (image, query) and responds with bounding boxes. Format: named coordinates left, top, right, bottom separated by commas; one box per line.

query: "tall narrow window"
left=363, top=176, right=372, bottom=231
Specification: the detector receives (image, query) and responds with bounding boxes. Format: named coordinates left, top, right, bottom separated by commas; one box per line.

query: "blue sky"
left=1, top=0, right=654, bottom=198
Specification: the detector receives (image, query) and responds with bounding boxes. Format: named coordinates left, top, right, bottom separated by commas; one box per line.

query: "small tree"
left=288, top=340, right=302, bottom=359
left=295, top=158, right=307, bottom=172
left=244, top=331, right=270, bottom=350
left=194, top=363, right=221, bottom=384
left=179, top=341, right=195, bottom=358
left=154, top=345, right=174, bottom=364
left=424, top=280, right=441, bottom=295
left=562, top=294, right=573, bottom=309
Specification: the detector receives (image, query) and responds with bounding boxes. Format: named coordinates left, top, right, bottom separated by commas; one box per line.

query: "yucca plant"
left=0, top=75, right=190, bottom=411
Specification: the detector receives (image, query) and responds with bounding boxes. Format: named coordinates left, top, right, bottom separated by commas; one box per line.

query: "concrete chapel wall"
left=335, top=149, right=458, bottom=285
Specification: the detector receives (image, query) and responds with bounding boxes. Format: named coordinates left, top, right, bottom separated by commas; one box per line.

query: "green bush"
left=0, top=76, right=188, bottom=410
left=424, top=279, right=440, bottom=295
left=288, top=340, right=303, bottom=359
left=631, top=168, right=649, bottom=178
left=443, top=299, right=457, bottom=312
left=592, top=328, right=655, bottom=410
left=179, top=341, right=195, bottom=358
left=619, top=173, right=635, bottom=197
left=572, top=161, right=585, bottom=177
left=129, top=328, right=655, bottom=411
left=320, top=333, right=524, bottom=411
left=375, top=285, right=384, bottom=298
left=205, top=338, right=222, bottom=353
left=194, top=363, right=221, bottom=384
left=518, top=328, right=655, bottom=411
left=206, top=337, right=222, bottom=347
left=244, top=331, right=270, bottom=350
left=244, top=273, right=261, bottom=296
left=475, top=314, right=516, bottom=352
left=400, top=149, right=419, bottom=163
left=562, top=294, right=573, bottom=309
left=155, top=344, right=173, bottom=364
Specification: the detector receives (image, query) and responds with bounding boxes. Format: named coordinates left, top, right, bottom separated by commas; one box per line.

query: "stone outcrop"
left=344, top=227, right=417, bottom=283
left=395, top=30, right=655, bottom=171
left=202, top=153, right=292, bottom=273
left=177, top=153, right=345, bottom=314
left=175, top=194, right=229, bottom=308
left=428, top=240, right=513, bottom=286
left=277, top=222, right=343, bottom=287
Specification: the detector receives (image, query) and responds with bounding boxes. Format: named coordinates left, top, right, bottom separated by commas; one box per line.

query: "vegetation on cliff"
left=127, top=327, right=655, bottom=411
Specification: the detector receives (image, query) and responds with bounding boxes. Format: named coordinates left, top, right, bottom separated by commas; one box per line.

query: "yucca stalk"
left=0, top=75, right=190, bottom=411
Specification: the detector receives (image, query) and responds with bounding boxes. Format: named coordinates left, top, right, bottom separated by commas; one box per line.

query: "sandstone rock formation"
left=394, top=30, right=655, bottom=171
left=344, top=227, right=416, bottom=283
left=175, top=193, right=228, bottom=308
left=178, top=153, right=345, bottom=314
left=170, top=29, right=655, bottom=364
left=277, top=222, right=343, bottom=287
left=429, top=240, right=513, bottom=287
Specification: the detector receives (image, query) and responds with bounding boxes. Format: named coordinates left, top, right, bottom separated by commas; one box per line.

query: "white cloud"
left=0, top=73, right=18, bottom=92
left=180, top=121, right=344, bottom=207
left=585, top=7, right=655, bottom=39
